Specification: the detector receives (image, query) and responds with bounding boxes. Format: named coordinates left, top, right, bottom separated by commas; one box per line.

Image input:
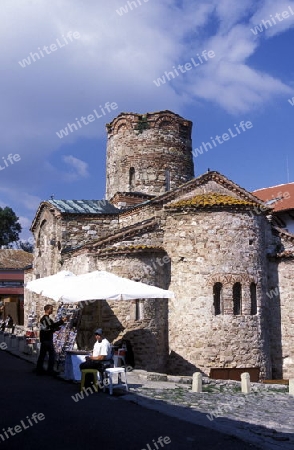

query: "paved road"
left=0, top=351, right=259, bottom=450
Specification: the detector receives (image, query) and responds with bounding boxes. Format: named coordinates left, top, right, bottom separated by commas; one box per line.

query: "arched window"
left=135, top=299, right=144, bottom=320
left=158, top=120, right=172, bottom=129
left=233, top=282, right=242, bottom=315
left=165, top=169, right=171, bottom=191
left=250, top=283, right=257, bottom=315
left=129, top=167, right=135, bottom=191
left=213, top=282, right=222, bottom=315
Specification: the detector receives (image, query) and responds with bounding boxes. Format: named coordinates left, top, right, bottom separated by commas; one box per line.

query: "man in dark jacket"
left=36, top=304, right=66, bottom=375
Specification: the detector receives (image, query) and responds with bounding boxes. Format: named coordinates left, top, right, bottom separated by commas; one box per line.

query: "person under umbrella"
left=36, top=304, right=66, bottom=376
left=79, top=328, right=113, bottom=386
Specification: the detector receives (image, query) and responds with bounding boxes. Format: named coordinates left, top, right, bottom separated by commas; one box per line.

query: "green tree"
left=16, top=239, right=34, bottom=253
left=0, top=207, right=22, bottom=247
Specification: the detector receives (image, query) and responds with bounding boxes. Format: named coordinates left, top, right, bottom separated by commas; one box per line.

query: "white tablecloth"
left=63, top=354, right=87, bottom=381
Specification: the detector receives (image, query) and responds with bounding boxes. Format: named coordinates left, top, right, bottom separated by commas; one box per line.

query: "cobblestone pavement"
left=124, top=371, right=294, bottom=450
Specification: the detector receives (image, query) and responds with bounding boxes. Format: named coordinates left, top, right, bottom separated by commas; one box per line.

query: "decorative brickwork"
left=105, top=111, right=194, bottom=199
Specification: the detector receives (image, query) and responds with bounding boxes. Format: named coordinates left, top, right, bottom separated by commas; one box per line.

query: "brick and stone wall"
left=163, top=209, right=272, bottom=377
left=34, top=208, right=63, bottom=277
left=265, top=228, right=294, bottom=379
left=60, top=215, right=118, bottom=250
left=33, top=209, right=118, bottom=278
left=277, top=258, right=294, bottom=379
left=106, top=111, right=194, bottom=199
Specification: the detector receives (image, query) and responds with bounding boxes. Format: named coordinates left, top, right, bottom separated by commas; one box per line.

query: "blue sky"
left=1, top=0, right=294, bottom=240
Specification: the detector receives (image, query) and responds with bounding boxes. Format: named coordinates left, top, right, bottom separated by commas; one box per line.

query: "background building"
left=0, top=249, right=33, bottom=325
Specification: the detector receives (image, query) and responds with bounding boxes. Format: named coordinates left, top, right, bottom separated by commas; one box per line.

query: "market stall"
left=26, top=270, right=174, bottom=378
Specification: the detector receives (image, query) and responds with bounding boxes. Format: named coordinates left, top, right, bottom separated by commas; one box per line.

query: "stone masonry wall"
left=265, top=226, right=294, bottom=379
left=33, top=209, right=118, bottom=278
left=118, top=206, right=161, bottom=230
left=60, top=215, right=118, bottom=250
left=34, top=208, right=63, bottom=277
left=27, top=208, right=119, bottom=329
left=106, top=111, right=194, bottom=199
left=163, top=209, right=271, bottom=377
left=276, top=259, right=294, bottom=378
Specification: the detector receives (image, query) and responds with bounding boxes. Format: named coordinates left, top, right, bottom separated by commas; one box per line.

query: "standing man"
left=36, top=304, right=66, bottom=376
left=80, top=328, right=113, bottom=383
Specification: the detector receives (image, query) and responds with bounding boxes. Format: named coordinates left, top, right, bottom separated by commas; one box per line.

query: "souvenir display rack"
left=53, top=304, right=83, bottom=371
left=25, top=311, right=38, bottom=343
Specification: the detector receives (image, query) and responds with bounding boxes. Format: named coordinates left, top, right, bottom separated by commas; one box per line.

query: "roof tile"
left=0, top=250, right=33, bottom=269
left=253, top=183, right=294, bottom=212
left=48, top=199, right=120, bottom=214
left=167, top=193, right=260, bottom=209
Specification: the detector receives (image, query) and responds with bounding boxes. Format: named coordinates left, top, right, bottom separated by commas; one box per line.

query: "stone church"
left=25, top=110, right=294, bottom=379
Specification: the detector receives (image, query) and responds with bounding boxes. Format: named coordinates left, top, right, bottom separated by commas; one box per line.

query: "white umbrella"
left=25, top=270, right=174, bottom=302
left=25, top=270, right=77, bottom=300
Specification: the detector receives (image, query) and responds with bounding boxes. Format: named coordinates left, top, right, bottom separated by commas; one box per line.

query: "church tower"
left=105, top=110, right=194, bottom=201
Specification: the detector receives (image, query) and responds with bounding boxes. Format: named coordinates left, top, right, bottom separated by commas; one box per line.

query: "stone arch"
left=208, top=274, right=232, bottom=287
left=239, top=273, right=258, bottom=284
left=208, top=273, right=258, bottom=315
left=36, top=219, right=47, bottom=256
left=154, top=115, right=179, bottom=131
left=158, top=120, right=173, bottom=129
left=36, top=219, right=46, bottom=240
left=208, top=273, right=257, bottom=286
left=112, top=118, right=133, bottom=135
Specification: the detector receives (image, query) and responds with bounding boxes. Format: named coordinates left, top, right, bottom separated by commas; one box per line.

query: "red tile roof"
left=253, top=183, right=294, bottom=212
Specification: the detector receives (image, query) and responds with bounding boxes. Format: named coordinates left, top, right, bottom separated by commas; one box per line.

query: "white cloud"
left=0, top=188, right=41, bottom=212
left=63, top=155, right=89, bottom=180
left=2, top=0, right=292, bottom=147
left=215, top=0, right=256, bottom=31
left=19, top=216, right=32, bottom=229
left=1, top=0, right=294, bottom=237
left=250, top=0, right=294, bottom=37
left=185, top=21, right=292, bottom=113
left=173, top=9, right=293, bottom=113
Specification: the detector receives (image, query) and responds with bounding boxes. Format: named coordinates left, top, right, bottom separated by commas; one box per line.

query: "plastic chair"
left=104, top=367, right=128, bottom=395
left=80, top=369, right=99, bottom=392
left=113, top=348, right=126, bottom=367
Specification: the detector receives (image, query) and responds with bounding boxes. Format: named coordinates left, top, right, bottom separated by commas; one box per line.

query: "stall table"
left=63, top=350, right=89, bottom=381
